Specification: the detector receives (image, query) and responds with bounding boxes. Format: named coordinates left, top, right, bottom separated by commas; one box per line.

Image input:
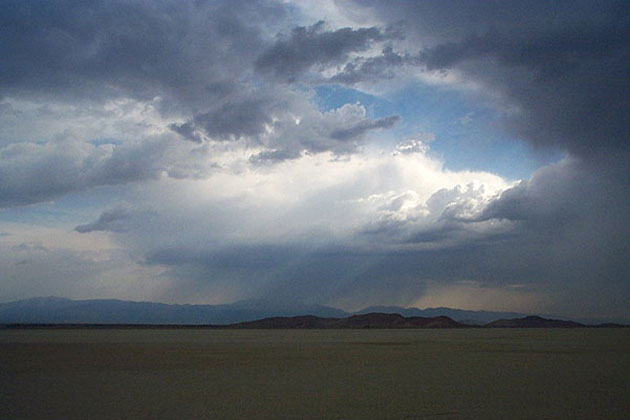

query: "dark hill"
left=355, top=305, right=529, bottom=324
left=230, top=315, right=335, bottom=329
left=486, top=315, right=585, bottom=328
left=229, top=313, right=466, bottom=329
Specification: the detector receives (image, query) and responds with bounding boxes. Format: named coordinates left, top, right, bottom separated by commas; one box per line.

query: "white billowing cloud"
left=49, top=138, right=511, bottom=306
left=0, top=132, right=513, bottom=304
left=392, top=135, right=434, bottom=156
left=109, top=142, right=509, bottom=250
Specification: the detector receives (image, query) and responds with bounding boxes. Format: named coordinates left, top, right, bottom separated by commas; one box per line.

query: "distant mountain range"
left=0, top=296, right=346, bottom=325
left=0, top=297, right=626, bottom=327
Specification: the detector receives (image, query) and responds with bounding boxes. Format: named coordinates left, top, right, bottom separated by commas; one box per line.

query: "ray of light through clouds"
left=1, top=0, right=629, bottom=321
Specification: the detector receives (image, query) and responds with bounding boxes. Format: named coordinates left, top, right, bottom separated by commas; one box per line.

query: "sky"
left=1, top=0, right=629, bottom=321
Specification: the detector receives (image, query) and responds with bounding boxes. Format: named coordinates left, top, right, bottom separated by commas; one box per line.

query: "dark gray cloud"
left=168, top=122, right=204, bottom=144
left=330, top=115, right=400, bottom=141
left=352, top=0, right=630, bottom=155
left=75, top=206, right=146, bottom=233
left=0, top=0, right=279, bottom=108
left=477, top=155, right=630, bottom=234
left=170, top=97, right=273, bottom=142
left=421, top=27, right=630, bottom=155
left=249, top=148, right=302, bottom=164
left=171, top=99, right=400, bottom=157
left=330, top=45, right=420, bottom=85
left=255, top=21, right=388, bottom=82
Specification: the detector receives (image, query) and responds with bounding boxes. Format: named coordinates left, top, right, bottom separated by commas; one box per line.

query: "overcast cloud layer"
left=1, top=0, right=629, bottom=321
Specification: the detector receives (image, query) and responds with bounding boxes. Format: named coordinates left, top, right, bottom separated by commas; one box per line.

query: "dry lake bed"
left=1, top=328, right=630, bottom=419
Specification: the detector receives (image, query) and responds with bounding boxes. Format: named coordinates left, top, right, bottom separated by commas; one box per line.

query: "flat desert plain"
left=1, top=328, right=629, bottom=419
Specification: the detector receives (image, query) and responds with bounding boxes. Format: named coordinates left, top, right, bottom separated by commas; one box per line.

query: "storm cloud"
left=1, top=1, right=629, bottom=321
